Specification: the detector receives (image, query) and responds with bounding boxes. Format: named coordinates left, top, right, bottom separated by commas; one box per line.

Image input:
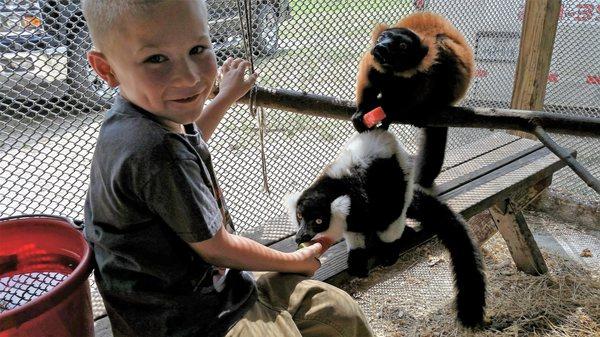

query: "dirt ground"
left=339, top=195, right=600, bottom=337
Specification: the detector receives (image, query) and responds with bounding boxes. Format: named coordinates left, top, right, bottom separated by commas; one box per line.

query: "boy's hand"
left=217, top=57, right=258, bottom=103
left=293, top=242, right=323, bottom=277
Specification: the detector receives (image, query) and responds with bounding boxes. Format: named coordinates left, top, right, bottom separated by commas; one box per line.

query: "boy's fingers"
left=239, top=60, right=251, bottom=69
left=221, top=57, right=233, bottom=71
left=308, top=242, right=323, bottom=257
left=246, top=72, right=258, bottom=84
left=231, top=58, right=245, bottom=68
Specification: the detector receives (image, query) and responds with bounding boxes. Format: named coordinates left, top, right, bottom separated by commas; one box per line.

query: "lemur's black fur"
left=286, top=13, right=486, bottom=328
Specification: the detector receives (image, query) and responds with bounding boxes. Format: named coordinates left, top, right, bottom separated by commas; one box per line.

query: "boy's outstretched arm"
left=196, top=58, right=258, bottom=141
left=189, top=226, right=323, bottom=276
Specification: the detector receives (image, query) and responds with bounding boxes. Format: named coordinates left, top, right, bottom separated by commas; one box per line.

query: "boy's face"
left=90, top=1, right=217, bottom=131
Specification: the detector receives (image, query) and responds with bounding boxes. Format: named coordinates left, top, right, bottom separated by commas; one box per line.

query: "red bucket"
left=0, top=215, right=94, bottom=337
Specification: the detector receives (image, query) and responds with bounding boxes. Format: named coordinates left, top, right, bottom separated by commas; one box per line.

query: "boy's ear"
left=87, top=51, right=119, bottom=87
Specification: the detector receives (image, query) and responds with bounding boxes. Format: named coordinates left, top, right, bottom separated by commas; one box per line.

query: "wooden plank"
left=490, top=200, right=548, bottom=275
left=436, top=139, right=538, bottom=186
left=510, top=0, right=561, bottom=139
left=440, top=148, right=550, bottom=203
left=446, top=149, right=572, bottom=219
left=437, top=140, right=543, bottom=192
left=441, top=132, right=519, bottom=171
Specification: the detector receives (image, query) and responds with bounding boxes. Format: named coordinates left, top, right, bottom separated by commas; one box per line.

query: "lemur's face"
left=294, top=194, right=332, bottom=244
left=371, top=28, right=428, bottom=72
left=284, top=191, right=351, bottom=245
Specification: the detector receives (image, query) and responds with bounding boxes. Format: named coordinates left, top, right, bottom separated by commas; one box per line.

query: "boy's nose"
left=172, top=60, right=201, bottom=87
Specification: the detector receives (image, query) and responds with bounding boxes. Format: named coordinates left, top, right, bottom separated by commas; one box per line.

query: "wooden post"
left=490, top=198, right=548, bottom=275
left=510, top=0, right=561, bottom=140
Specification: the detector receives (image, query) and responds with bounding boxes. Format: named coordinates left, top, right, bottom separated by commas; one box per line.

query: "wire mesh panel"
left=0, top=0, right=598, bottom=246
left=0, top=271, right=68, bottom=313
left=543, top=0, right=600, bottom=202
left=0, top=0, right=109, bottom=220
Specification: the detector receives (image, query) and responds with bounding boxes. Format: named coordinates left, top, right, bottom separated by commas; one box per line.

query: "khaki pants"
left=225, top=272, right=375, bottom=337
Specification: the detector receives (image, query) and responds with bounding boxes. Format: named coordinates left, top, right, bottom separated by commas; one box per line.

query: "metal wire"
left=0, top=272, right=68, bottom=313
left=236, top=0, right=270, bottom=193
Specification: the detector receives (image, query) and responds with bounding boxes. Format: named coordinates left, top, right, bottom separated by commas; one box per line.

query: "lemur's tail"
left=414, top=127, right=448, bottom=189
left=407, top=186, right=486, bottom=328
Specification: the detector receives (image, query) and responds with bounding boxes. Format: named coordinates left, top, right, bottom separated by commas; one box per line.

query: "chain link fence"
left=0, top=0, right=598, bottom=251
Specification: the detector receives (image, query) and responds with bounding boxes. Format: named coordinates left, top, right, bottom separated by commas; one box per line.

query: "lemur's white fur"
left=377, top=215, right=407, bottom=243
left=318, top=195, right=351, bottom=241
left=284, top=191, right=303, bottom=227
left=344, top=231, right=367, bottom=249
left=328, top=130, right=414, bottom=244
left=327, top=129, right=412, bottom=184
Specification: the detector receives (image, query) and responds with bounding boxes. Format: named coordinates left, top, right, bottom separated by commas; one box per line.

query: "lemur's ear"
left=283, top=191, right=302, bottom=226
left=371, top=23, right=389, bottom=44
left=330, top=195, right=351, bottom=217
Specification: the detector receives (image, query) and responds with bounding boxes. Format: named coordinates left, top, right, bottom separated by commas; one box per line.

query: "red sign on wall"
left=475, top=68, right=489, bottom=78
left=586, top=75, right=600, bottom=84
left=548, top=73, right=559, bottom=83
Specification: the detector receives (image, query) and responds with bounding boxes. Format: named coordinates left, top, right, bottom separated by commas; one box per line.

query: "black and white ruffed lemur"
left=285, top=12, right=486, bottom=328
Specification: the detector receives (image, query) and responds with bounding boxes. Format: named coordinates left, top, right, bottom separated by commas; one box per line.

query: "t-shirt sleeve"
left=141, top=158, right=222, bottom=243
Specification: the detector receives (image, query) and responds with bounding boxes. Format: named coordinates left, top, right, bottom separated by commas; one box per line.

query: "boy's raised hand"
left=217, top=57, right=258, bottom=103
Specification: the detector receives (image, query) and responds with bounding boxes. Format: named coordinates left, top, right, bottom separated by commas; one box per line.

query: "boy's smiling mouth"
left=171, top=93, right=201, bottom=104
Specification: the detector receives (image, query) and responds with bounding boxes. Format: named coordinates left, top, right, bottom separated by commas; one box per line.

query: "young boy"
left=81, top=1, right=374, bottom=336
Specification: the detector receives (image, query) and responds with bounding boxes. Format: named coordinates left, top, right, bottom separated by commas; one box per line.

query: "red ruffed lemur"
left=354, top=11, right=474, bottom=189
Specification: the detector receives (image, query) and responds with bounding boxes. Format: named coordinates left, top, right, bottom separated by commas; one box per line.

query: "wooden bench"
left=94, top=131, right=572, bottom=336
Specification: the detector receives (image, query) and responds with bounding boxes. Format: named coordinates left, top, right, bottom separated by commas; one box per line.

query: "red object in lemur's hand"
left=298, top=236, right=335, bottom=257
left=363, top=106, right=386, bottom=128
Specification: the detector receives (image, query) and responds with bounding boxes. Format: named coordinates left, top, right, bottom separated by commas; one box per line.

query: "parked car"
left=414, top=0, right=599, bottom=114
left=0, top=0, right=290, bottom=107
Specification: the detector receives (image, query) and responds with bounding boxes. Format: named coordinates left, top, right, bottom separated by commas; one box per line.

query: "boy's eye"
left=145, top=54, right=168, bottom=64
left=190, top=45, right=207, bottom=55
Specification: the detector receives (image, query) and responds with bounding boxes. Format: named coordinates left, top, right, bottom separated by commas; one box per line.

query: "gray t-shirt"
left=84, top=95, right=256, bottom=337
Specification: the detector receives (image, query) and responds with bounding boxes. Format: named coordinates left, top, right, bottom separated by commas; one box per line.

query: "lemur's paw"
left=348, top=265, right=370, bottom=278
left=348, top=248, right=369, bottom=278
left=379, top=254, right=400, bottom=267
left=351, top=111, right=369, bottom=133
left=376, top=240, right=402, bottom=266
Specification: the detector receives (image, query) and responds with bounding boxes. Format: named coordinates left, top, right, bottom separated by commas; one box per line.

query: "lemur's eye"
left=398, top=43, right=407, bottom=50
left=296, top=212, right=302, bottom=220
left=315, top=218, right=323, bottom=225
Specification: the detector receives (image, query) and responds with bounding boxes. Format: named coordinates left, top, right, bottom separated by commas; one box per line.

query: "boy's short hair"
left=81, top=0, right=206, bottom=51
